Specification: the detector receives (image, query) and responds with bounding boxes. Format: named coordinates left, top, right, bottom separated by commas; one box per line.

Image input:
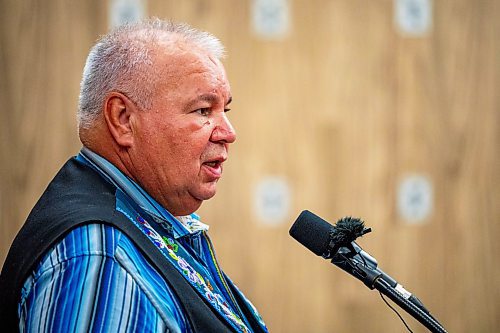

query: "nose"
left=211, top=113, right=236, bottom=144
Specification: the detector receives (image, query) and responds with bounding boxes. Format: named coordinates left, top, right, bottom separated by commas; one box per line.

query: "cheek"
left=142, top=118, right=214, bottom=161
left=187, top=119, right=214, bottom=141
left=169, top=129, right=209, bottom=160
left=192, top=117, right=211, bottom=131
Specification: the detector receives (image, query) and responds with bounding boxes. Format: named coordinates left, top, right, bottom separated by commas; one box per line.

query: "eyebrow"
left=186, top=93, right=232, bottom=110
left=197, top=93, right=218, bottom=104
left=198, top=94, right=232, bottom=105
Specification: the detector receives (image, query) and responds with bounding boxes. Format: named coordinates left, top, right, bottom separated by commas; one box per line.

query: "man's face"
left=129, top=45, right=236, bottom=216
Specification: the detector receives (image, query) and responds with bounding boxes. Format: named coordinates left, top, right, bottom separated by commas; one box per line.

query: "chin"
left=198, top=191, right=217, bottom=201
left=195, top=186, right=218, bottom=201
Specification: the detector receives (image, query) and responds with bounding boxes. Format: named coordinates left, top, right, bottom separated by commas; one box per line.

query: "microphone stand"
left=330, top=242, right=448, bottom=333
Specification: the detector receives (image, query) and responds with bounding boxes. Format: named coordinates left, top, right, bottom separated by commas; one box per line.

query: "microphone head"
left=289, top=211, right=372, bottom=258
left=289, top=210, right=334, bottom=256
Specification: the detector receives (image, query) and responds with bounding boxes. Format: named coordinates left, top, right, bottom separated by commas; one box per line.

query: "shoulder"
left=25, top=223, right=124, bottom=286
left=20, top=223, right=190, bottom=332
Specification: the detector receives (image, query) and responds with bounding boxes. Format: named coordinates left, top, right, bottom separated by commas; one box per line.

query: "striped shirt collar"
left=77, top=147, right=209, bottom=238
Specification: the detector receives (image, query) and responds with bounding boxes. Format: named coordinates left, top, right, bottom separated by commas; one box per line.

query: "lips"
left=201, top=156, right=226, bottom=179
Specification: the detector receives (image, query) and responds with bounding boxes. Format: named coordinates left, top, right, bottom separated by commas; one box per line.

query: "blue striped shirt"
left=18, top=148, right=267, bottom=332
left=19, top=224, right=189, bottom=332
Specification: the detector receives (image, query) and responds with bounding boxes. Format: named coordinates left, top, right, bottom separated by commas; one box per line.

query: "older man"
left=0, top=19, right=267, bottom=333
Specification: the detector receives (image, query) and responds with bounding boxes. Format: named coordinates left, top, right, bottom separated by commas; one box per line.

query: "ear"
left=103, top=92, right=136, bottom=148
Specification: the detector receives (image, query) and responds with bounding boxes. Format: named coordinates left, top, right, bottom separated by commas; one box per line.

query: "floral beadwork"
left=162, top=236, right=179, bottom=252
left=133, top=214, right=250, bottom=333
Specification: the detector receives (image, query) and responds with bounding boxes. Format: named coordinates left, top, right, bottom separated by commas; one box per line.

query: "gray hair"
left=77, top=18, right=225, bottom=129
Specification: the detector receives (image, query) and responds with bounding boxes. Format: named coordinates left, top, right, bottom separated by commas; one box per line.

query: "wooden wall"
left=1, top=1, right=498, bottom=332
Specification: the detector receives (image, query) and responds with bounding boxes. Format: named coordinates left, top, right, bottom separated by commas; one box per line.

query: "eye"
left=195, top=108, right=211, bottom=116
left=224, top=108, right=231, bottom=113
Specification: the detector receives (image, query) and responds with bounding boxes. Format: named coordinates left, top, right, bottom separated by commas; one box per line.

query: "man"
left=0, top=19, right=268, bottom=333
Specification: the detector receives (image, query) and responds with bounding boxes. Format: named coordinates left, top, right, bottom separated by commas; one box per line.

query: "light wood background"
left=1, top=1, right=498, bottom=332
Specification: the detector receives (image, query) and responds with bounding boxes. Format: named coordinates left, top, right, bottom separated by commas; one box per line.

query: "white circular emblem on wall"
left=251, top=0, right=290, bottom=39
left=254, top=176, right=291, bottom=225
left=109, top=0, right=146, bottom=29
left=397, top=174, right=433, bottom=223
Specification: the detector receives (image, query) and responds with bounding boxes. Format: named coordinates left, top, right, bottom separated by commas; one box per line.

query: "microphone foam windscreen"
left=289, top=210, right=333, bottom=256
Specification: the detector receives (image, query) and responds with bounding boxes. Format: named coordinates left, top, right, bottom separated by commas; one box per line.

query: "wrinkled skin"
left=89, top=40, right=236, bottom=216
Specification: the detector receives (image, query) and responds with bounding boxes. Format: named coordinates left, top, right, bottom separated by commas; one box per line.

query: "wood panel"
left=1, top=0, right=498, bottom=332
left=0, top=0, right=105, bottom=262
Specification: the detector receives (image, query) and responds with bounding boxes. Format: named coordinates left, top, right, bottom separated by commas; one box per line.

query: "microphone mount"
left=326, top=217, right=447, bottom=333
left=321, top=216, right=371, bottom=259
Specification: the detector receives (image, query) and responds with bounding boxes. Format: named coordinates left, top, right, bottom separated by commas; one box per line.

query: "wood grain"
left=1, top=0, right=498, bottom=332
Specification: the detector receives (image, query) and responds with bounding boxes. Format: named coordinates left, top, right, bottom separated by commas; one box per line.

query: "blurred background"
left=0, top=0, right=498, bottom=332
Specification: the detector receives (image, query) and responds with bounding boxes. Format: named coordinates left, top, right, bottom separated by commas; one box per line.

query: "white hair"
left=77, top=18, right=225, bottom=129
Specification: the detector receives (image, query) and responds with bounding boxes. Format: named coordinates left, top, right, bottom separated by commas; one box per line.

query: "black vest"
left=0, top=158, right=265, bottom=332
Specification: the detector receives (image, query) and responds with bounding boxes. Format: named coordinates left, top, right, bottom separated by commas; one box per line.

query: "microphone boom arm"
left=330, top=242, right=447, bottom=333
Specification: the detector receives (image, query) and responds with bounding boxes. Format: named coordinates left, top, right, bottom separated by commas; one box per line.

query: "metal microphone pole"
left=331, top=243, right=448, bottom=333
left=373, top=278, right=447, bottom=333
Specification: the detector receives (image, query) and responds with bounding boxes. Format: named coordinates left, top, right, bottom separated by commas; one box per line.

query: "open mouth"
left=201, top=158, right=224, bottom=179
left=203, top=161, right=221, bottom=168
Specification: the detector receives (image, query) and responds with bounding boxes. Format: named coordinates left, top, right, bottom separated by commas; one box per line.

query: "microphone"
left=289, top=210, right=448, bottom=332
left=289, top=210, right=371, bottom=258
left=289, top=210, right=426, bottom=311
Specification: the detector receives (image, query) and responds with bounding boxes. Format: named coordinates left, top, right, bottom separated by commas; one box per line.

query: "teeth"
left=205, top=161, right=218, bottom=167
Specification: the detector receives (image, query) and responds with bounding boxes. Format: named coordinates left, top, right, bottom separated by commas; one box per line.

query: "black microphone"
left=289, top=210, right=448, bottom=333
left=289, top=210, right=371, bottom=258
left=289, top=210, right=426, bottom=311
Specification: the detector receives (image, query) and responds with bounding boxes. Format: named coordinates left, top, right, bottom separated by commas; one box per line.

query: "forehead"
left=153, top=40, right=229, bottom=93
